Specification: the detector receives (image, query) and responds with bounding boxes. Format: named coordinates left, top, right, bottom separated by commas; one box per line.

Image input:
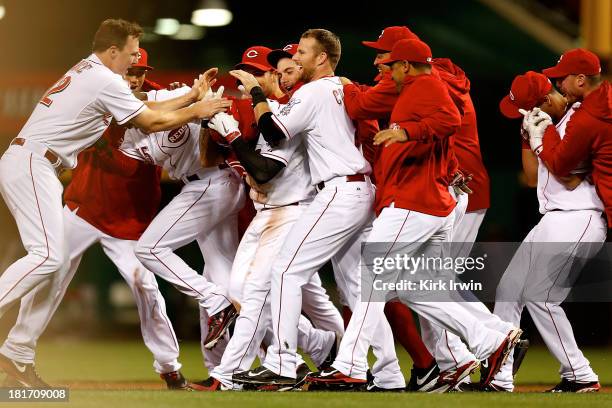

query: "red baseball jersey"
left=64, top=81, right=163, bottom=240
left=539, top=81, right=612, bottom=226
left=376, top=74, right=461, bottom=216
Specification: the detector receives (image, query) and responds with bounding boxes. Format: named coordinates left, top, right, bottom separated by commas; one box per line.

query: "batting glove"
left=208, top=112, right=241, bottom=144
left=520, top=108, right=553, bottom=156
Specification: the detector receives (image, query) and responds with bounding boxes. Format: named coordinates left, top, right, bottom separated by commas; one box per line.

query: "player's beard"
left=299, top=64, right=315, bottom=83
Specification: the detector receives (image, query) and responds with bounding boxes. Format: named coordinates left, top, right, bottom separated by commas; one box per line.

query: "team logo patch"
left=278, top=98, right=301, bottom=116
left=163, top=125, right=190, bottom=148
left=246, top=49, right=258, bottom=58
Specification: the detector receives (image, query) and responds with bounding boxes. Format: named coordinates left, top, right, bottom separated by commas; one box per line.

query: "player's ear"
left=317, top=51, right=328, bottom=67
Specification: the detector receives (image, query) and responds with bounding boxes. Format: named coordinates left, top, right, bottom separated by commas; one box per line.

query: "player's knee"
left=134, top=240, right=154, bottom=263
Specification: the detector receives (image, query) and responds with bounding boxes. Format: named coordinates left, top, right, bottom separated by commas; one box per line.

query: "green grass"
left=21, top=340, right=612, bottom=407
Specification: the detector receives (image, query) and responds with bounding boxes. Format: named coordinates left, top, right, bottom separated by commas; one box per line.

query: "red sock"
left=384, top=301, right=434, bottom=369
left=342, top=305, right=352, bottom=329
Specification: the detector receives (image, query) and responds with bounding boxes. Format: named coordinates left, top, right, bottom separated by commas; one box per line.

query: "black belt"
left=186, top=163, right=229, bottom=182
left=261, top=202, right=299, bottom=211
left=317, top=174, right=366, bottom=190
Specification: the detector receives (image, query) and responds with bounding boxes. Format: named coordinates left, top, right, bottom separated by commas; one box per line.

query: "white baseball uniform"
left=122, top=87, right=243, bottom=324
left=0, top=54, right=145, bottom=349
left=211, top=123, right=344, bottom=387
left=259, top=77, right=404, bottom=388
left=1, top=206, right=181, bottom=373
left=492, top=103, right=606, bottom=390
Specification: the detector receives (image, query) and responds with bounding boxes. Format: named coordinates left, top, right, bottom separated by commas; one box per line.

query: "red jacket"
left=376, top=74, right=461, bottom=216
left=64, top=81, right=162, bottom=240
left=344, top=71, right=397, bottom=121
left=434, top=59, right=490, bottom=211
left=539, top=81, right=612, bottom=226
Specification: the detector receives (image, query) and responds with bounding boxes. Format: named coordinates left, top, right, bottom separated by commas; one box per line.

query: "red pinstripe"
left=275, top=188, right=338, bottom=376
left=0, top=154, right=51, bottom=305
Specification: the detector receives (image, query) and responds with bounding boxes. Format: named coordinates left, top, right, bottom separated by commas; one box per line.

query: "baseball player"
left=347, top=25, right=492, bottom=391
left=528, top=49, right=611, bottom=230
left=191, top=46, right=344, bottom=391
left=307, top=39, right=521, bottom=393
left=0, top=49, right=193, bottom=390
left=122, top=83, right=243, bottom=360
left=0, top=19, right=228, bottom=387
left=492, top=70, right=606, bottom=393
left=267, top=44, right=304, bottom=95
left=338, top=26, right=441, bottom=391
left=228, top=29, right=406, bottom=391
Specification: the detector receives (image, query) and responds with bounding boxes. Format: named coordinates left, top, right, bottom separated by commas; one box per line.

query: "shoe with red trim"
left=546, top=379, right=600, bottom=393
left=480, top=328, right=523, bottom=387
left=160, top=370, right=189, bottom=390
left=304, top=368, right=367, bottom=391
left=204, top=304, right=238, bottom=349
left=428, top=360, right=480, bottom=393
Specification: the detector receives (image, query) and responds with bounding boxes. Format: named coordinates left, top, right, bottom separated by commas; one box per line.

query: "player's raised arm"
left=208, top=112, right=285, bottom=184
left=129, top=98, right=231, bottom=134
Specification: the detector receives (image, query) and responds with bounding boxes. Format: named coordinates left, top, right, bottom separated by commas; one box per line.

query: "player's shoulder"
left=147, top=86, right=189, bottom=102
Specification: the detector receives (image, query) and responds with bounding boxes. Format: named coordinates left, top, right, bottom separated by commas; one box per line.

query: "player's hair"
left=301, top=28, right=341, bottom=70
left=92, top=19, right=143, bottom=52
left=585, top=74, right=602, bottom=86
left=410, top=62, right=432, bottom=70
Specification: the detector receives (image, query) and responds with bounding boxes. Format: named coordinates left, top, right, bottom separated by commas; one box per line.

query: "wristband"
left=201, top=119, right=210, bottom=128
left=250, top=86, right=267, bottom=107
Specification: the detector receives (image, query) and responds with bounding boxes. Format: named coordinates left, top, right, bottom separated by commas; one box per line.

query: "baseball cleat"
left=546, top=379, right=601, bottom=393
left=479, top=328, right=522, bottom=387
left=428, top=360, right=480, bottom=393
left=232, top=366, right=296, bottom=391
left=512, top=339, right=530, bottom=375
left=0, top=353, right=49, bottom=388
left=406, top=361, right=440, bottom=392
left=304, top=368, right=367, bottom=391
left=363, top=382, right=406, bottom=392
left=190, top=376, right=233, bottom=391
left=160, top=370, right=190, bottom=390
left=453, top=382, right=511, bottom=392
left=293, top=363, right=313, bottom=390
left=204, top=304, right=238, bottom=349
left=317, top=332, right=341, bottom=371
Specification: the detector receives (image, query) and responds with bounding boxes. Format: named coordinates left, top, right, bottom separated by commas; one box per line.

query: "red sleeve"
left=343, top=74, right=398, bottom=120
left=355, top=119, right=380, bottom=168
left=539, top=116, right=593, bottom=177
left=398, top=81, right=461, bottom=142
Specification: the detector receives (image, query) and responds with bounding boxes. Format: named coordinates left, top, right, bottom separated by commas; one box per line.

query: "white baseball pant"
left=332, top=206, right=516, bottom=382
left=262, top=178, right=405, bottom=389
left=135, top=167, right=244, bottom=317
left=211, top=204, right=343, bottom=387
left=1, top=206, right=182, bottom=373
left=0, top=145, right=68, bottom=358
left=492, top=210, right=605, bottom=390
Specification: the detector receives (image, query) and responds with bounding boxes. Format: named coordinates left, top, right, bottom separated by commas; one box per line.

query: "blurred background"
left=0, top=0, right=610, bottom=349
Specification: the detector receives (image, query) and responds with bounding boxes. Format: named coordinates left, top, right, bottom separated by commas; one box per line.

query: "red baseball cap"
left=362, top=26, right=420, bottom=52
left=542, top=48, right=601, bottom=78
left=267, top=44, right=298, bottom=68
left=132, top=48, right=153, bottom=70
left=235, top=46, right=273, bottom=72
left=499, top=71, right=552, bottom=119
left=379, top=39, right=432, bottom=65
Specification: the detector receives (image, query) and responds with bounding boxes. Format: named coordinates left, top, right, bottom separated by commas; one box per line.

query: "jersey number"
left=39, top=76, right=72, bottom=107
